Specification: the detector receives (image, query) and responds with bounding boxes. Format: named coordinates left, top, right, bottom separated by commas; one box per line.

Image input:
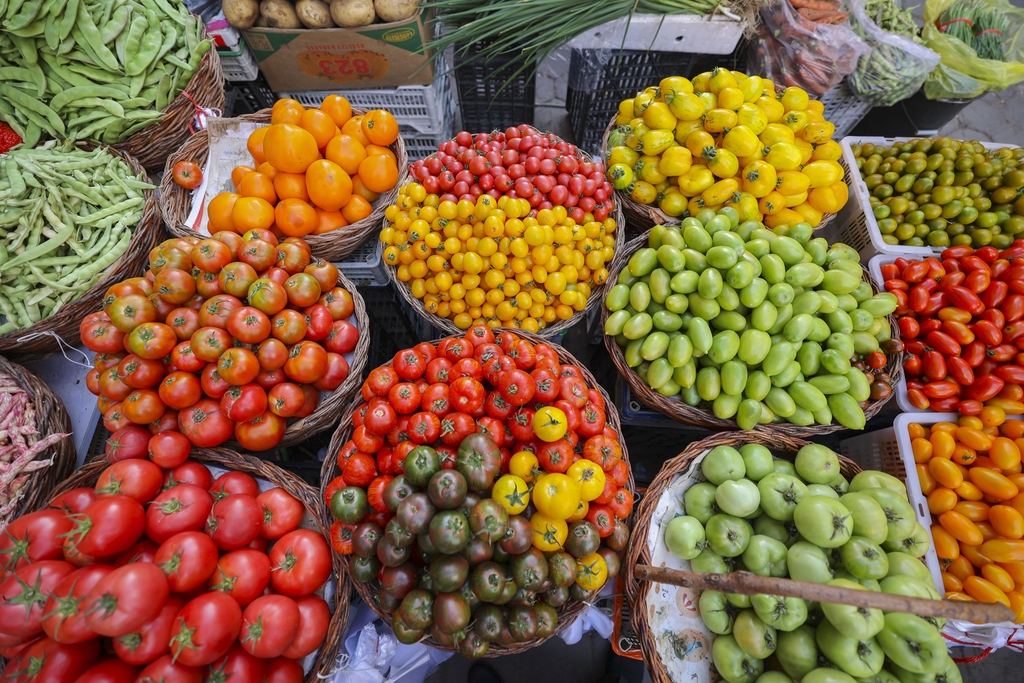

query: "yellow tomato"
left=708, top=66, right=738, bottom=94
left=702, top=108, right=738, bottom=133
left=531, top=513, right=568, bottom=552
left=737, top=103, right=768, bottom=135
left=725, top=191, right=760, bottom=223
left=759, top=123, right=796, bottom=146
left=686, top=129, right=717, bottom=158
left=759, top=191, right=787, bottom=216
left=756, top=96, right=785, bottom=123
left=808, top=181, right=850, bottom=214
left=782, top=110, right=808, bottom=133
left=703, top=147, right=739, bottom=179
left=642, top=130, right=675, bottom=156
left=791, top=202, right=823, bottom=227
left=742, top=160, right=777, bottom=198
left=678, top=166, right=715, bottom=196
left=765, top=142, right=802, bottom=171
left=567, top=499, right=590, bottom=523
left=492, top=474, right=530, bottom=515
left=802, top=160, right=844, bottom=188
left=642, top=102, right=678, bottom=132
left=659, top=76, right=694, bottom=100
left=723, top=125, right=760, bottom=158
left=638, top=155, right=668, bottom=184
left=533, top=473, right=582, bottom=520
left=575, top=552, right=609, bottom=591
left=717, top=87, right=744, bottom=111
left=659, top=190, right=689, bottom=217
left=675, top=119, right=704, bottom=145
left=801, top=121, right=835, bottom=145
left=739, top=74, right=764, bottom=102
left=703, top=178, right=740, bottom=207
left=658, top=146, right=693, bottom=177
left=776, top=170, right=811, bottom=196
left=630, top=181, right=658, bottom=205
left=534, top=406, right=568, bottom=442
left=764, top=208, right=807, bottom=229
left=607, top=146, right=640, bottom=168
left=669, top=92, right=705, bottom=121
left=780, top=86, right=809, bottom=111
left=568, top=460, right=607, bottom=502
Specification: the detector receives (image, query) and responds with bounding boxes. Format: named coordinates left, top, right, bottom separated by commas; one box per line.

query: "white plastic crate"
left=335, top=240, right=388, bottom=287
left=218, top=39, right=259, bottom=82
left=819, top=79, right=872, bottom=140
left=566, top=14, right=743, bottom=54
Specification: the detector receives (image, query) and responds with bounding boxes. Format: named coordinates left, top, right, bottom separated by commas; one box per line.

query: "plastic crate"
left=819, top=79, right=872, bottom=140
left=336, top=238, right=388, bottom=287
left=225, top=74, right=276, bottom=116
left=218, top=39, right=259, bottom=82
left=454, top=40, right=535, bottom=133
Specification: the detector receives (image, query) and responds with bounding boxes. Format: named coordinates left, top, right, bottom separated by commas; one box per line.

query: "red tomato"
left=206, top=494, right=263, bottom=551
left=190, top=327, right=233, bottom=363
left=73, top=658, right=139, bottom=683
left=265, top=657, right=304, bottom=683
left=393, top=348, right=427, bottom=381
left=498, top=369, right=535, bottom=407
left=208, top=548, right=271, bottom=608
left=0, top=561, right=75, bottom=636
left=537, top=440, right=573, bottom=473
left=99, top=368, right=132, bottom=402
left=121, top=389, right=167, bottom=425
left=440, top=411, right=477, bottom=446
left=169, top=342, right=204, bottom=374
left=268, top=529, right=331, bottom=597
left=303, top=304, right=333, bottom=341
left=154, top=531, right=219, bottom=593
left=80, top=318, right=127, bottom=355
left=205, top=643, right=267, bottom=682
left=407, top=411, right=441, bottom=444
left=178, top=399, right=234, bottom=448
left=71, top=496, right=145, bottom=558
left=169, top=592, right=242, bottom=666
left=238, top=595, right=300, bottom=658
left=148, top=432, right=191, bottom=469
left=191, top=239, right=233, bottom=274
left=258, top=488, right=304, bottom=539
left=508, top=407, right=536, bottom=442
left=41, top=565, right=113, bottom=643
left=425, top=358, right=452, bottom=384
left=114, top=541, right=159, bottom=566
left=283, top=341, right=327, bottom=384
left=388, top=382, right=422, bottom=414
left=465, top=325, right=495, bottom=347
left=135, top=654, right=201, bottom=683
left=210, top=472, right=260, bottom=501
left=586, top=504, right=615, bottom=537
left=324, top=320, right=359, bottom=354
left=1, top=638, right=100, bottom=682
left=198, top=295, right=243, bottom=330
left=364, top=402, right=397, bottom=436
left=127, top=323, right=178, bottom=361
left=226, top=307, right=271, bottom=345
left=146, top=484, right=215, bottom=544
left=314, top=352, right=350, bottom=391
left=234, top=410, right=287, bottom=451
left=172, top=161, right=203, bottom=190
left=118, top=355, right=165, bottom=390
left=165, top=461, right=214, bottom=491
left=0, top=509, right=71, bottom=576
left=156, top=372, right=202, bottom=411
left=48, top=489, right=96, bottom=515
left=217, top=348, right=260, bottom=386
left=83, top=562, right=169, bottom=637
left=268, top=383, right=305, bottom=418
left=279, top=595, right=330, bottom=659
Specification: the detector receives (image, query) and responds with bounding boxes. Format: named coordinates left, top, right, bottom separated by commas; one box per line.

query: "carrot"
left=820, top=11, right=850, bottom=23
left=790, top=0, right=841, bottom=11
left=797, top=7, right=847, bottom=21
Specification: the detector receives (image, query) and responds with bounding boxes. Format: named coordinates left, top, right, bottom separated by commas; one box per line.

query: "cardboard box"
left=241, top=10, right=433, bottom=92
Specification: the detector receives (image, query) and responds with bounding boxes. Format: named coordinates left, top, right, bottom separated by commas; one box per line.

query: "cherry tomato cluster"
left=0, top=431, right=332, bottom=683
left=882, top=241, right=1024, bottom=414
left=408, top=126, right=616, bottom=224
left=80, top=231, right=360, bottom=452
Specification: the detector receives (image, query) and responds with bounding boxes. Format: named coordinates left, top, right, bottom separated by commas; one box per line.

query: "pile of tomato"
left=880, top=242, right=1024, bottom=414
left=0, top=430, right=333, bottom=682
left=80, top=231, right=360, bottom=452
left=323, top=326, right=632, bottom=659
left=408, top=126, right=616, bottom=224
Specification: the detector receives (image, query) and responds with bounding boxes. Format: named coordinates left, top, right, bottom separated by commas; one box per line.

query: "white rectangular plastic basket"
left=217, top=39, right=259, bottom=83
left=335, top=240, right=388, bottom=287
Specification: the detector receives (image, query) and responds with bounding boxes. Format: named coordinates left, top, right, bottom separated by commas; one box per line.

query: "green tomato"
left=664, top=515, right=707, bottom=560
left=758, top=472, right=809, bottom=521
left=794, top=496, right=853, bottom=548
left=860, top=488, right=916, bottom=543
left=839, top=492, right=889, bottom=545
left=879, top=575, right=942, bottom=602
left=839, top=536, right=890, bottom=581
left=884, top=552, right=933, bottom=583
left=888, top=654, right=962, bottom=683
left=828, top=474, right=850, bottom=496
left=787, top=541, right=833, bottom=584
left=742, top=534, right=789, bottom=578
left=822, top=579, right=884, bottom=640
left=739, top=444, right=775, bottom=481
left=795, top=444, right=842, bottom=484
left=773, top=460, right=797, bottom=476
left=733, top=610, right=777, bottom=659
left=882, top=523, right=930, bottom=558
left=713, top=634, right=765, bottom=683
left=875, top=613, right=946, bottom=675
left=706, top=514, right=753, bottom=557
left=717, top=479, right=762, bottom=518
left=815, top=619, right=884, bottom=678
left=802, top=668, right=858, bottom=683
left=832, top=569, right=881, bottom=592
left=684, top=481, right=720, bottom=524
left=754, top=515, right=799, bottom=547
left=755, top=673, right=794, bottom=683
left=857, top=670, right=903, bottom=683
left=703, top=446, right=747, bottom=484
left=808, top=484, right=840, bottom=499
left=751, top=593, right=807, bottom=632
left=727, top=591, right=753, bottom=608
left=692, top=547, right=734, bottom=574
left=849, top=471, right=907, bottom=498
left=776, top=626, right=820, bottom=680
left=700, top=589, right=737, bottom=635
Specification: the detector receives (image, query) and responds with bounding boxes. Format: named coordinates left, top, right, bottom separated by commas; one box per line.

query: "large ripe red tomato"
left=238, top=595, right=300, bottom=658
left=98, top=368, right=132, bottom=401
left=94, top=459, right=163, bottom=503
left=104, top=425, right=151, bottom=463
left=268, top=529, right=331, bottom=597
left=264, top=657, right=304, bottom=683
left=121, top=389, right=166, bottom=425
left=282, top=595, right=330, bottom=659
left=158, top=372, right=203, bottom=411
left=154, top=532, right=219, bottom=593
left=191, top=239, right=233, bottom=274
left=178, top=399, right=234, bottom=448
left=220, top=383, right=268, bottom=423
left=40, top=565, right=113, bottom=643
left=47, top=489, right=96, bottom=515
left=83, top=562, right=169, bottom=637
left=112, top=596, right=183, bottom=665
left=206, top=494, right=263, bottom=551
left=233, top=410, right=287, bottom=451
left=198, top=295, right=243, bottom=330
left=135, top=654, right=201, bottom=683
left=71, top=496, right=145, bottom=558
left=314, top=353, right=350, bottom=391
left=166, top=307, right=201, bottom=341
left=72, top=658, right=139, bottom=683
left=107, top=294, right=157, bottom=334
left=146, top=484, right=214, bottom=544
left=271, top=309, right=307, bottom=345
left=154, top=269, right=197, bottom=306
left=170, top=342, right=205, bottom=374
left=303, top=304, right=333, bottom=342
left=268, top=383, right=305, bottom=418
left=248, top=278, right=289, bottom=318
left=324, top=320, right=358, bottom=355
left=148, top=432, right=191, bottom=469
left=210, top=471, right=260, bottom=501
left=169, top=592, right=242, bottom=667
left=305, top=260, right=339, bottom=292
left=217, top=348, right=260, bottom=386
left=0, top=561, right=75, bottom=636
left=226, top=306, right=272, bottom=345
left=81, top=317, right=127, bottom=355
left=165, top=461, right=214, bottom=490
left=294, top=385, right=319, bottom=418
left=205, top=643, right=267, bottom=683
left=257, top=488, right=304, bottom=539
left=239, top=240, right=279, bottom=272
left=0, top=509, right=72, bottom=576
left=207, top=549, right=271, bottom=608
left=319, top=286, right=354, bottom=321
left=127, top=322, right=178, bottom=360
left=255, top=338, right=288, bottom=370
left=200, top=365, right=232, bottom=400
left=283, top=341, right=328, bottom=384
left=0, top=637, right=100, bottom=682
left=117, top=355, right=164, bottom=390
left=114, top=541, right=159, bottom=566
left=190, top=327, right=233, bottom=363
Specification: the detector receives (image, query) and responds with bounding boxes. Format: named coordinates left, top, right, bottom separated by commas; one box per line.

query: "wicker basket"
left=114, top=27, right=226, bottom=174
left=600, top=117, right=838, bottom=235
left=0, top=144, right=162, bottom=356
left=623, top=431, right=862, bottom=683
left=0, top=355, right=76, bottom=522
left=42, top=447, right=348, bottom=683
left=159, top=109, right=408, bottom=262
left=601, top=228, right=903, bottom=436
left=321, top=330, right=636, bottom=656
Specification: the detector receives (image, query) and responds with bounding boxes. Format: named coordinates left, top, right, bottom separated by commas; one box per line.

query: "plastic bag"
left=846, top=0, right=941, bottom=106
left=923, top=0, right=1024, bottom=99
left=748, top=1, right=870, bottom=97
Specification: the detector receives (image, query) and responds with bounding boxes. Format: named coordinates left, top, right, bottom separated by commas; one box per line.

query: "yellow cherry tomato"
left=492, top=474, right=530, bottom=515
left=575, top=552, right=609, bottom=591
left=533, top=473, right=582, bottom=520
left=567, top=460, right=607, bottom=502
left=534, top=406, right=568, bottom=442
left=567, top=499, right=590, bottom=523
left=531, top=513, right=568, bottom=552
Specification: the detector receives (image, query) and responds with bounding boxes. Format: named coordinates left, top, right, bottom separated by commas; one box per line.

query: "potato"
left=296, top=0, right=334, bottom=27
left=374, top=0, right=418, bottom=22
left=260, top=0, right=303, bottom=28
left=223, top=0, right=260, bottom=28
left=330, top=0, right=375, bottom=27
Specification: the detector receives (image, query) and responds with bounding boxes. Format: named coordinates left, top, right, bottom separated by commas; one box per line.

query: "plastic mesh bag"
left=748, top=0, right=870, bottom=97
left=923, top=0, right=1024, bottom=99
left=846, top=0, right=941, bottom=106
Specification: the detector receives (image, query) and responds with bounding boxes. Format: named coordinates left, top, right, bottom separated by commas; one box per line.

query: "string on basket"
left=182, top=91, right=221, bottom=135
left=16, top=331, right=92, bottom=369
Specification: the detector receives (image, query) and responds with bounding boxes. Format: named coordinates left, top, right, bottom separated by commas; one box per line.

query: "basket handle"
left=634, top=565, right=1015, bottom=623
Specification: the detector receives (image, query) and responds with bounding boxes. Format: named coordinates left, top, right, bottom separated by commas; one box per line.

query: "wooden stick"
left=634, top=565, right=1015, bottom=623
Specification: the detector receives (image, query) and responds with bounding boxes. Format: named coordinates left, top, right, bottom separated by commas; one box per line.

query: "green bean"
left=8, top=18, right=45, bottom=37
left=74, top=4, right=120, bottom=72
left=55, top=0, right=77, bottom=40
left=0, top=85, right=63, bottom=135
left=100, top=5, right=132, bottom=43
left=5, top=0, right=28, bottom=22
left=9, top=35, right=37, bottom=66
left=50, top=85, right=129, bottom=112
left=122, top=15, right=146, bottom=68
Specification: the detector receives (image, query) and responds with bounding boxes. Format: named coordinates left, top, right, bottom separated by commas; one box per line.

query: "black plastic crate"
left=226, top=72, right=276, bottom=116
left=359, top=286, right=428, bottom=369
left=454, top=42, right=536, bottom=132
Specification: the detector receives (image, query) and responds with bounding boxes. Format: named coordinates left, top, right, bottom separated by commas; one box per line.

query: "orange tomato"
left=932, top=524, right=960, bottom=560
left=231, top=196, right=275, bottom=232
left=930, top=430, right=955, bottom=460
left=908, top=422, right=927, bottom=439
left=263, top=124, right=320, bottom=174
left=314, top=208, right=348, bottom=235
left=361, top=109, right=399, bottom=146
left=365, top=144, right=397, bottom=164
left=991, top=437, right=1022, bottom=471
left=320, top=95, right=352, bottom=128
left=916, top=463, right=936, bottom=495
left=952, top=443, right=977, bottom=466
left=271, top=99, right=305, bottom=125
left=978, top=520, right=998, bottom=542
left=943, top=572, right=963, bottom=592
left=342, top=116, right=370, bottom=147
left=981, top=405, right=1007, bottom=428
left=1008, top=590, right=1024, bottom=623
left=947, top=555, right=976, bottom=580
left=960, top=415, right=985, bottom=430
left=1000, top=561, right=1024, bottom=584
left=232, top=165, right=255, bottom=188
left=274, top=198, right=318, bottom=237
left=342, top=195, right=373, bottom=224
left=300, top=109, right=338, bottom=149
left=1000, top=420, right=1024, bottom=440
left=982, top=539, right=1024, bottom=563
left=358, top=154, right=399, bottom=193
left=274, top=172, right=310, bottom=202
left=928, top=487, right=959, bottom=515
left=959, top=426, right=994, bottom=451
left=933, top=421, right=959, bottom=434
left=964, top=575, right=1011, bottom=607
left=352, top=175, right=380, bottom=203
left=256, top=162, right=278, bottom=181
left=247, top=127, right=268, bottom=166
left=1011, top=492, right=1024, bottom=517
left=970, top=467, right=1020, bottom=501
left=982, top=563, right=1016, bottom=593
left=305, top=159, right=352, bottom=212
left=237, top=172, right=277, bottom=205
left=325, top=135, right=367, bottom=176
left=956, top=480, right=985, bottom=501
left=961, top=541, right=992, bottom=567
left=940, top=509, right=984, bottom=545
left=912, top=437, right=932, bottom=463
left=207, top=192, right=239, bottom=232
left=1001, top=384, right=1024, bottom=401
left=945, top=590, right=973, bottom=600
left=990, top=505, right=1024, bottom=539
left=930, top=457, right=964, bottom=489
left=954, top=500, right=990, bottom=522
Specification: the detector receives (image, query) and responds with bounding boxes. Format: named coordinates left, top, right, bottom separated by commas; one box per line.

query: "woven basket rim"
left=321, top=330, right=636, bottom=656
left=600, top=226, right=903, bottom=435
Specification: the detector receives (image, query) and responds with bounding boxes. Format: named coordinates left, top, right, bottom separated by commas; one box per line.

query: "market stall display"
left=0, top=141, right=162, bottom=355
left=384, top=126, right=623, bottom=335
left=601, top=210, right=903, bottom=434
left=4, top=443, right=345, bottom=681
left=160, top=99, right=406, bottom=261
left=78, top=231, right=369, bottom=450
left=222, top=0, right=420, bottom=28
left=603, top=71, right=851, bottom=232
left=322, top=328, right=634, bottom=658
